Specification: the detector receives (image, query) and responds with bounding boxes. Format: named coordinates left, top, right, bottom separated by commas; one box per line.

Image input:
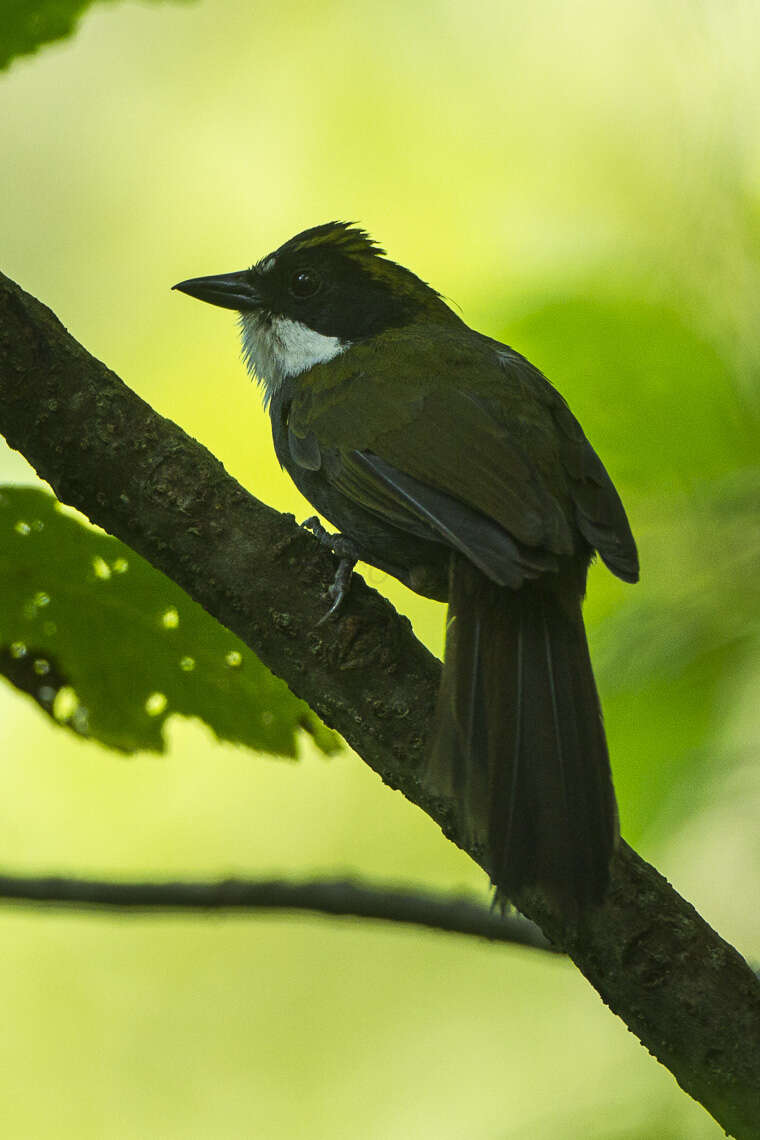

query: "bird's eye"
left=290, top=268, right=321, bottom=298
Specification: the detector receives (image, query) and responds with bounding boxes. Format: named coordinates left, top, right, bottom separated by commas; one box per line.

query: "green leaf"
left=0, top=0, right=192, bottom=73
left=1, top=0, right=99, bottom=71
left=0, top=486, right=339, bottom=757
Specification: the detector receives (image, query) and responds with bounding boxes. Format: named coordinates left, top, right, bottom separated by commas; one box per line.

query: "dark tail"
left=428, top=556, right=618, bottom=913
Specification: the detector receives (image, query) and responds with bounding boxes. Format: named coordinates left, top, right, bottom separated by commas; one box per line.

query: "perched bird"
left=173, top=222, right=638, bottom=914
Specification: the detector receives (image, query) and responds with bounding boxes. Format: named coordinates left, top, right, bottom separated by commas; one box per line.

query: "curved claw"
left=300, top=517, right=360, bottom=623
left=316, top=557, right=356, bottom=625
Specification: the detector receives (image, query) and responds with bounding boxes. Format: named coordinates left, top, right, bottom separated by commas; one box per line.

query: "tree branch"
left=1, top=270, right=759, bottom=1138
left=0, top=872, right=554, bottom=949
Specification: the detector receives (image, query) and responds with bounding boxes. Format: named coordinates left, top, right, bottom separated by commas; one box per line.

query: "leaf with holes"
left=0, top=486, right=339, bottom=756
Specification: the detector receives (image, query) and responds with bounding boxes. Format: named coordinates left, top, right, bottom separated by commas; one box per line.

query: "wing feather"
left=285, top=325, right=637, bottom=581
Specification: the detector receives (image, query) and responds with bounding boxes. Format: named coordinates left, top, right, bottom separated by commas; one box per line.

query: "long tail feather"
left=428, top=555, right=618, bottom=913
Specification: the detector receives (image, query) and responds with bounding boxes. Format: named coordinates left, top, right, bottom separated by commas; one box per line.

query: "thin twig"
left=0, top=873, right=555, bottom=950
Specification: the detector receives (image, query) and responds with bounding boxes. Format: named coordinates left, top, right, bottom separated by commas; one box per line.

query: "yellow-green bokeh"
left=1, top=1, right=759, bottom=1136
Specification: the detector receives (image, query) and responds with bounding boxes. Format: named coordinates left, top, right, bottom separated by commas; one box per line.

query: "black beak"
left=172, top=270, right=261, bottom=312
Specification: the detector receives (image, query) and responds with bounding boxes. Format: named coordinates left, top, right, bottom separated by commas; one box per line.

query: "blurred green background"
left=1, top=0, right=759, bottom=1136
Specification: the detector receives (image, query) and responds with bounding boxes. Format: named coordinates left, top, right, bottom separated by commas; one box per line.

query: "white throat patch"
left=238, top=313, right=348, bottom=405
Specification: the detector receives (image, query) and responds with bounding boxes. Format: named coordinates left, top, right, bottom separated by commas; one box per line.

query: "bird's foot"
left=320, top=556, right=356, bottom=623
left=301, top=517, right=358, bottom=622
left=300, top=516, right=331, bottom=545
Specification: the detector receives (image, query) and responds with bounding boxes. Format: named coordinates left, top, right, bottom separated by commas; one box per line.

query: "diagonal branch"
left=0, top=872, right=555, bottom=950
left=1, top=270, right=759, bottom=1139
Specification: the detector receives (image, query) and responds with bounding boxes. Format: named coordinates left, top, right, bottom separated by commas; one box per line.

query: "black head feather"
left=249, top=222, right=451, bottom=341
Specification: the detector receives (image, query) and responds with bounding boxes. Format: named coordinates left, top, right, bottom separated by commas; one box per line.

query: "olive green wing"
left=289, top=336, right=574, bottom=543
left=332, top=449, right=559, bottom=586
left=548, top=390, right=639, bottom=582
left=287, top=329, right=637, bottom=583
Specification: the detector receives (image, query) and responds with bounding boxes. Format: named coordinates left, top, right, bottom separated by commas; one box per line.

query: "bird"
left=173, top=221, right=638, bottom=915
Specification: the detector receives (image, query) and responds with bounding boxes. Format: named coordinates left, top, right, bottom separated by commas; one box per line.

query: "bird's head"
left=173, top=221, right=459, bottom=403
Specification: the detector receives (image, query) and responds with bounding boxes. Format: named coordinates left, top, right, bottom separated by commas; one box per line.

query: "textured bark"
left=1, top=270, right=759, bottom=1138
